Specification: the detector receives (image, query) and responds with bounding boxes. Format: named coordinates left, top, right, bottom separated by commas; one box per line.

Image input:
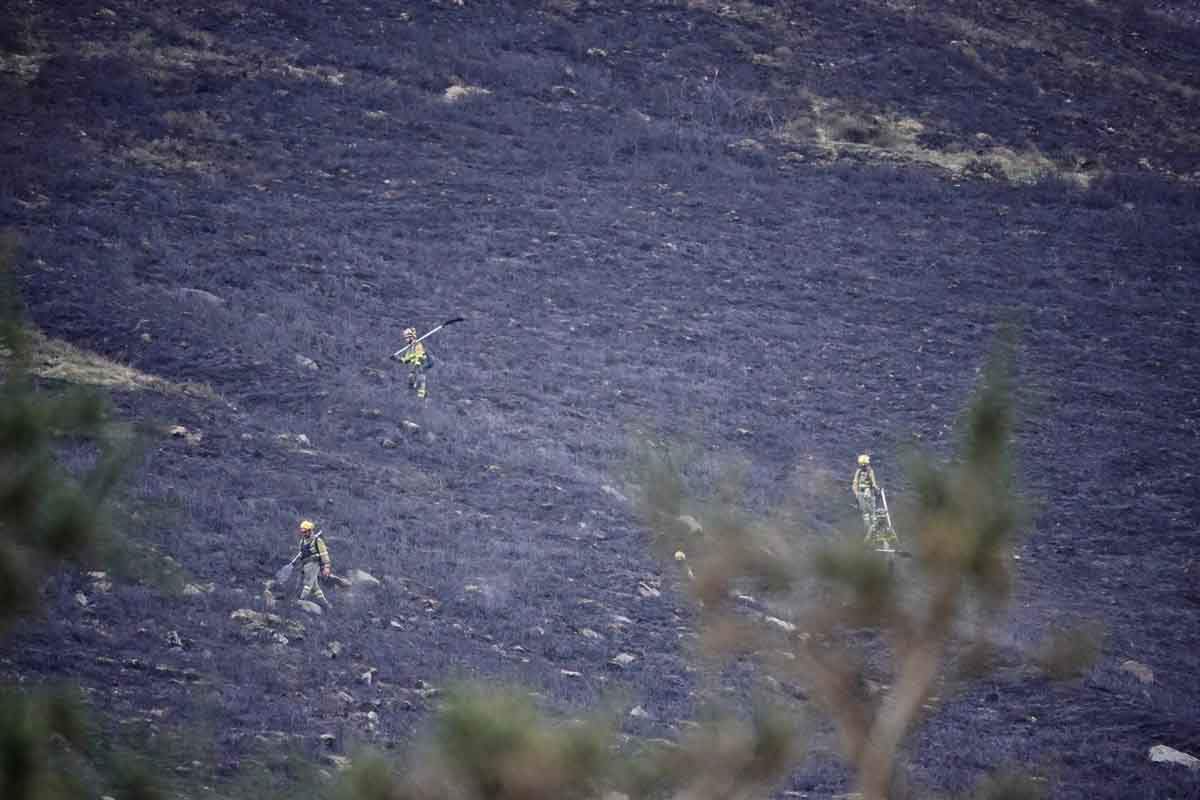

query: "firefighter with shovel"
left=390, top=317, right=464, bottom=401
left=277, top=519, right=334, bottom=609
left=395, top=328, right=429, bottom=399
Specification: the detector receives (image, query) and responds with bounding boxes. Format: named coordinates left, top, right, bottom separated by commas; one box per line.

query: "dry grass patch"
left=4, top=328, right=218, bottom=400
left=0, top=51, right=47, bottom=83
left=776, top=94, right=1091, bottom=185
left=939, top=12, right=1199, bottom=103
left=122, top=137, right=214, bottom=174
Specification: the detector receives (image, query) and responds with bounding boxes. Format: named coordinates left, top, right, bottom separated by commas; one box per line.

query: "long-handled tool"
left=879, top=488, right=896, bottom=545
left=391, top=317, right=466, bottom=360
left=275, top=530, right=323, bottom=584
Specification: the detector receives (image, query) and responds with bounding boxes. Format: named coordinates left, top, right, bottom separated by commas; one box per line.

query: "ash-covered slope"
left=2, top=1, right=1198, bottom=797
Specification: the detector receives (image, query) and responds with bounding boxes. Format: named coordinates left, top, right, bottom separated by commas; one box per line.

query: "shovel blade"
left=275, top=563, right=294, bottom=583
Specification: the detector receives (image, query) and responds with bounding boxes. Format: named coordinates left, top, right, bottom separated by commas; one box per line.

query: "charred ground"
left=1, top=1, right=1199, bottom=798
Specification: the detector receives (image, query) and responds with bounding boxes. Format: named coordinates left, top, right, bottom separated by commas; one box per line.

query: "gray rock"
left=347, top=569, right=382, bottom=588
left=1149, top=744, right=1199, bottom=769
left=325, top=754, right=352, bottom=771
left=276, top=432, right=312, bottom=448
left=297, top=600, right=324, bottom=616
left=230, top=608, right=306, bottom=639
left=601, top=484, right=629, bottom=503
left=676, top=514, right=703, bottom=535
left=609, top=652, right=637, bottom=669
left=294, top=354, right=319, bottom=371
left=1120, top=659, right=1154, bottom=684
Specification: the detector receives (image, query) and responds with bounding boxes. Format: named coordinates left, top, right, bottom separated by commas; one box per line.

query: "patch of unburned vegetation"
left=4, top=328, right=217, bottom=399
left=777, top=94, right=1091, bottom=185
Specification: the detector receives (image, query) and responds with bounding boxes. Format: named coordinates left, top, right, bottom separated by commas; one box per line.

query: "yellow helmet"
left=299, top=519, right=315, bottom=532
left=404, top=327, right=417, bottom=339
left=857, top=454, right=870, bottom=466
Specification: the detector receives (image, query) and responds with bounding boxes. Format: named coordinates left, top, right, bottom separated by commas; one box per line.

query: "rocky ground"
left=1, top=1, right=1198, bottom=798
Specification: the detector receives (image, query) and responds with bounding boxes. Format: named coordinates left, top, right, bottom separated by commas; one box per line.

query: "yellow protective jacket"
left=298, top=534, right=331, bottom=569
left=851, top=466, right=877, bottom=496
left=400, top=341, right=426, bottom=366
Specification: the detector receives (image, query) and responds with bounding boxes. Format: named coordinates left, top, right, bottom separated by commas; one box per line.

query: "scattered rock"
left=401, top=420, right=421, bottom=432
left=294, top=354, right=319, bottom=371
left=637, top=582, right=661, bottom=599
left=182, top=583, right=210, bottom=596
left=609, top=652, right=637, bottom=669
left=560, top=669, right=584, bottom=678
left=676, top=514, right=703, bottom=535
left=360, top=667, right=377, bottom=686
left=728, top=138, right=764, bottom=155
left=74, top=591, right=89, bottom=608
left=319, top=733, right=337, bottom=748
left=764, top=615, right=797, bottom=634
left=230, top=608, right=306, bottom=640
left=1149, top=744, right=1199, bottom=769
left=347, top=569, right=381, bottom=588
left=629, top=705, right=652, bottom=719
left=272, top=632, right=289, bottom=646
left=325, top=754, right=352, bottom=771
left=88, top=571, right=112, bottom=593
left=580, top=628, right=603, bottom=640
left=379, top=437, right=398, bottom=449
left=165, top=425, right=203, bottom=445
left=325, top=641, right=343, bottom=659
left=600, top=484, right=628, bottom=503
left=165, top=630, right=184, bottom=649
left=443, top=84, right=491, bottom=103
left=1120, top=659, right=1155, bottom=684
left=276, top=432, right=312, bottom=448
